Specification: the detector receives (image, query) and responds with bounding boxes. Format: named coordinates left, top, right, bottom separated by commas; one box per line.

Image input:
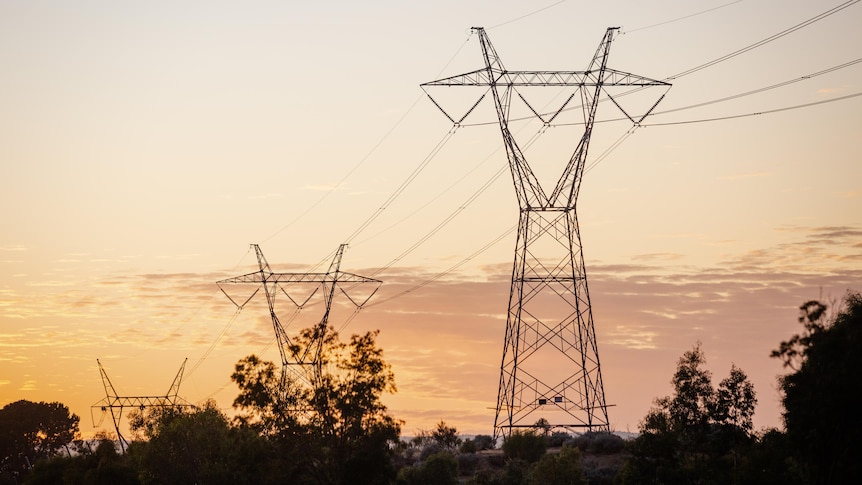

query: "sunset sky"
left=2, top=0, right=861, bottom=439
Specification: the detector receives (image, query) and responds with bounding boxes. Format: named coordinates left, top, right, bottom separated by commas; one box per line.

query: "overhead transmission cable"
left=487, top=0, right=568, bottom=30
left=475, top=0, right=862, bottom=129
left=341, top=129, right=458, bottom=245
left=666, top=0, right=860, bottom=80
left=549, top=56, right=862, bottom=130
left=260, top=32, right=475, bottom=245
left=622, top=0, right=745, bottom=34
left=359, top=118, right=550, bottom=277
left=365, top=224, right=517, bottom=309
left=644, top=91, right=862, bottom=126
left=347, top=1, right=862, bottom=308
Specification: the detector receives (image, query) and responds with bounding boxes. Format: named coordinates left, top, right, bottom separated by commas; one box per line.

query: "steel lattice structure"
left=91, top=359, right=194, bottom=451
left=217, top=244, right=381, bottom=389
left=423, top=27, right=669, bottom=439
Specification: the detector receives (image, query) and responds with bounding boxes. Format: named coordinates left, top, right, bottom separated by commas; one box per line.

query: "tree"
left=430, top=420, right=461, bottom=452
left=529, top=445, right=586, bottom=485
left=0, top=400, right=79, bottom=477
left=711, top=364, right=756, bottom=433
left=667, top=343, right=714, bottom=432
left=396, top=452, right=459, bottom=485
left=620, top=343, right=757, bottom=484
left=502, top=430, right=546, bottom=463
left=129, top=401, right=273, bottom=485
left=772, top=292, right=862, bottom=484
left=231, top=325, right=402, bottom=484
left=25, top=438, right=140, bottom=485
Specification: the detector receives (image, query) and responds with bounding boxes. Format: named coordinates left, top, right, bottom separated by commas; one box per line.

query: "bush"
left=473, top=434, right=496, bottom=451
left=502, top=430, right=547, bottom=463
left=460, top=439, right=478, bottom=454
left=529, top=446, right=586, bottom=484
left=546, top=431, right=570, bottom=448
left=457, top=452, right=480, bottom=475
left=397, top=452, right=458, bottom=485
left=572, top=432, right=624, bottom=454
left=419, top=443, right=443, bottom=461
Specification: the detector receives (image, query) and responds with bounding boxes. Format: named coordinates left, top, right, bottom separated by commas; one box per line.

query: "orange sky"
left=2, top=0, right=861, bottom=438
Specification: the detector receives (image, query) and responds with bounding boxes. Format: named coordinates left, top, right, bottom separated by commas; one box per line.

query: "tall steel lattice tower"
left=423, top=27, right=669, bottom=439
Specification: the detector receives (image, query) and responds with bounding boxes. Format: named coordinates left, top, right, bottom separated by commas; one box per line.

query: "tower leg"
left=493, top=208, right=609, bottom=441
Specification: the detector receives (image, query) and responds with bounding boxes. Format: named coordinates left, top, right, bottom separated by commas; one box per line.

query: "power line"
left=666, top=0, right=860, bottom=80
left=260, top=32, right=476, bottom=245
left=643, top=91, right=862, bottom=126
left=547, top=57, right=862, bottom=127
left=622, top=0, right=746, bottom=34
left=342, top=128, right=458, bottom=244
left=488, top=0, right=568, bottom=30
left=365, top=224, right=517, bottom=308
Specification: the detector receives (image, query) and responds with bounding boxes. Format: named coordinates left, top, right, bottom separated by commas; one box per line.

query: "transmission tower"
left=91, top=359, right=194, bottom=451
left=217, top=244, right=381, bottom=389
left=422, top=27, right=669, bottom=439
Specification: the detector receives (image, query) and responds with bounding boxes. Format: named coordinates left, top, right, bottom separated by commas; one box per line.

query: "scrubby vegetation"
left=3, top=292, right=860, bottom=484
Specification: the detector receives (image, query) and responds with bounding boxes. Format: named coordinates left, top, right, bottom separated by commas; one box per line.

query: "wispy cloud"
left=303, top=184, right=344, bottom=192
left=718, top=172, right=770, bottom=181
left=248, top=193, right=284, bottom=200
left=19, top=380, right=37, bottom=391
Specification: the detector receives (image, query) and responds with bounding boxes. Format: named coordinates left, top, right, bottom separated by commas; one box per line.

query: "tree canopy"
left=772, top=291, right=862, bottom=484
left=620, top=343, right=757, bottom=484
left=231, top=325, right=402, bottom=484
left=0, top=400, right=79, bottom=477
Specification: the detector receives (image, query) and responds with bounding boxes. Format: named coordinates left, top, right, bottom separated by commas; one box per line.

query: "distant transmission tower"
left=91, top=359, right=194, bottom=451
left=217, top=244, right=381, bottom=389
left=423, top=27, right=669, bottom=439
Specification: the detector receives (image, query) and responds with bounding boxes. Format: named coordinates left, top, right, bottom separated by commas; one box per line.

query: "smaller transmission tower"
left=217, top=244, right=381, bottom=389
left=91, top=359, right=194, bottom=451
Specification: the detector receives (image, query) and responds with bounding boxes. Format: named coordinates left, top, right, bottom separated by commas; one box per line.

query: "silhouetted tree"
left=231, top=326, right=401, bottom=484
left=128, top=401, right=272, bottom=485
left=772, top=292, right=862, bottom=484
left=529, top=445, right=586, bottom=485
left=0, top=400, right=79, bottom=478
left=430, top=420, right=461, bottom=452
left=620, top=343, right=757, bottom=484
left=502, top=430, right=546, bottom=464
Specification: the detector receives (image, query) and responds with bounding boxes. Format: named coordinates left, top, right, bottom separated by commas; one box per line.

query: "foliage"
left=570, top=432, right=624, bottom=455
left=502, top=430, right=547, bottom=463
left=24, top=438, right=139, bottom=485
left=397, top=452, right=459, bottom=485
left=0, top=400, right=80, bottom=477
left=529, top=445, right=586, bottom=485
left=771, top=292, right=862, bottom=484
left=472, top=434, right=495, bottom=451
left=619, top=343, right=757, bottom=484
left=231, top=325, right=401, bottom=484
left=430, top=420, right=461, bottom=452
left=545, top=431, right=571, bottom=448
left=129, top=401, right=273, bottom=485
left=710, top=364, right=756, bottom=432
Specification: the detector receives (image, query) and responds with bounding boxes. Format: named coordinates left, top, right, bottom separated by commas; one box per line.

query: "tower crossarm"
left=422, top=69, right=668, bottom=88
left=217, top=271, right=380, bottom=286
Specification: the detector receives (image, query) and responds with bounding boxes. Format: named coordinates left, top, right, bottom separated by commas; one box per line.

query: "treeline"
left=1, top=292, right=860, bottom=484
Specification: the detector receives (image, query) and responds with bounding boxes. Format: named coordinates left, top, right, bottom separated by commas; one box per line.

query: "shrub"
left=502, top=430, right=547, bottom=463
left=529, top=446, right=586, bottom=484
left=572, top=432, right=624, bottom=454
left=397, top=452, right=458, bottom=485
